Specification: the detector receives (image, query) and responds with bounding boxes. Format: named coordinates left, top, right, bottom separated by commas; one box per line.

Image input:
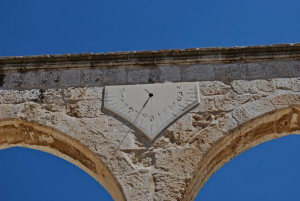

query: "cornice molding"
left=0, top=43, right=299, bottom=72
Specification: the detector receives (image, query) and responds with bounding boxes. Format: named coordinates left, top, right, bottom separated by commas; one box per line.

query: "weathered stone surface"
left=82, top=69, right=103, bottom=86
left=102, top=68, right=127, bottom=85
left=64, top=87, right=102, bottom=100
left=40, top=71, right=61, bottom=88
left=0, top=89, right=41, bottom=104
left=159, top=66, right=182, bottom=81
left=67, top=99, right=103, bottom=118
left=270, top=95, right=289, bottom=109
left=42, top=89, right=63, bottom=103
left=214, top=94, right=253, bottom=112
left=198, top=81, right=231, bottom=96
left=242, top=98, right=276, bottom=118
left=153, top=173, right=187, bottom=201
left=82, top=68, right=127, bottom=86
left=61, top=70, right=81, bottom=87
left=291, top=61, right=300, bottom=76
left=275, top=78, right=292, bottom=90
left=266, top=62, right=292, bottom=78
left=182, top=65, right=214, bottom=81
left=9, top=72, right=40, bottom=88
left=120, top=169, right=153, bottom=201
left=291, top=78, right=300, bottom=91
left=214, top=64, right=241, bottom=81
left=256, top=80, right=276, bottom=92
left=241, top=63, right=266, bottom=79
left=0, top=44, right=300, bottom=201
left=232, top=107, right=251, bottom=125
left=231, top=80, right=258, bottom=94
left=154, top=147, right=202, bottom=176
left=128, top=69, right=160, bottom=84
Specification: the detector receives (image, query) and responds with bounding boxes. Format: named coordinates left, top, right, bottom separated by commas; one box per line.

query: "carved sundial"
left=103, top=82, right=199, bottom=141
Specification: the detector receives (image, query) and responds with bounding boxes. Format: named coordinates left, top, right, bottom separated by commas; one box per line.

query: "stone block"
left=42, top=89, right=63, bottom=103
left=9, top=73, right=23, bottom=88
left=231, top=80, right=258, bottom=94
left=83, top=68, right=126, bottom=86
left=242, top=98, right=276, bottom=118
left=0, top=90, right=27, bottom=104
left=232, top=107, right=251, bottom=125
left=290, top=61, right=300, bottom=76
left=64, top=87, right=86, bottom=100
left=85, top=87, right=103, bottom=99
left=270, top=95, right=289, bottom=109
left=102, top=68, right=127, bottom=85
left=256, top=80, right=276, bottom=92
left=218, top=113, right=238, bottom=133
left=182, top=65, right=214, bottom=81
left=66, top=99, right=103, bottom=118
left=154, top=147, right=202, bottom=176
left=0, top=104, right=21, bottom=119
left=266, top=62, right=292, bottom=78
left=291, top=78, right=300, bottom=92
left=241, top=63, right=266, bottom=79
left=82, top=69, right=102, bottom=86
left=196, top=96, right=217, bottom=112
left=159, top=66, right=181, bottom=82
left=214, top=64, right=241, bottom=82
left=61, top=70, right=81, bottom=87
left=275, top=78, right=292, bottom=90
left=9, top=72, right=40, bottom=89
left=64, top=87, right=102, bottom=100
left=120, top=169, right=153, bottom=201
left=79, top=117, right=109, bottom=134
left=0, top=89, right=40, bottom=103
left=127, top=69, right=160, bottom=84
left=25, top=89, right=41, bottom=102
left=198, top=81, right=231, bottom=96
left=40, top=71, right=60, bottom=88
left=285, top=94, right=300, bottom=105
left=153, top=173, right=186, bottom=201
left=214, top=94, right=253, bottom=111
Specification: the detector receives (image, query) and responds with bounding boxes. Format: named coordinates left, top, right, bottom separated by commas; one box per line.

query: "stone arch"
left=0, top=118, right=125, bottom=201
left=183, top=102, right=300, bottom=200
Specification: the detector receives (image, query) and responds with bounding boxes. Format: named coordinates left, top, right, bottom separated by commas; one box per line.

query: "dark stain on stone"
left=33, top=89, right=45, bottom=102
left=148, top=78, right=155, bottom=83
left=90, top=61, right=95, bottom=68
left=0, top=74, right=5, bottom=87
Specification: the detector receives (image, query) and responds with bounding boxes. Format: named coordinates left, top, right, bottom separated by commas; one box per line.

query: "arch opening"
left=0, top=146, right=113, bottom=201
left=195, top=135, right=300, bottom=200
left=0, top=119, right=125, bottom=201
left=184, top=106, right=300, bottom=201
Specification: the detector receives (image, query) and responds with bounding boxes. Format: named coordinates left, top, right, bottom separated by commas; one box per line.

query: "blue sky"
left=0, top=0, right=299, bottom=56
left=0, top=0, right=300, bottom=200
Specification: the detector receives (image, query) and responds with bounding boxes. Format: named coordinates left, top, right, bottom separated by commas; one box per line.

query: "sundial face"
left=103, top=82, right=199, bottom=141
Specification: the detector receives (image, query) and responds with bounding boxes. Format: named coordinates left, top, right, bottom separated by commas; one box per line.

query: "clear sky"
left=0, top=0, right=300, bottom=201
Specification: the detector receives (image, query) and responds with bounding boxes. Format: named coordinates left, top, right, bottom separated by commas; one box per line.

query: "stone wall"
left=0, top=44, right=300, bottom=200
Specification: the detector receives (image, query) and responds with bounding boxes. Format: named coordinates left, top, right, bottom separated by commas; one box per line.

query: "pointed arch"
left=184, top=105, right=300, bottom=201
left=0, top=118, right=125, bottom=201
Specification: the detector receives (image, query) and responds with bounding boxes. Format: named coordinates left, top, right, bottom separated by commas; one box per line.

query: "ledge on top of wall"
left=0, top=43, right=299, bottom=72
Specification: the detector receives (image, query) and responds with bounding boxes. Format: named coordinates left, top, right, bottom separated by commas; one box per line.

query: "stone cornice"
left=0, top=43, right=299, bottom=72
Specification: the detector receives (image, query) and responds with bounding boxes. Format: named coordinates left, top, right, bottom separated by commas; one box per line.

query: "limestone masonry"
left=0, top=43, right=300, bottom=200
